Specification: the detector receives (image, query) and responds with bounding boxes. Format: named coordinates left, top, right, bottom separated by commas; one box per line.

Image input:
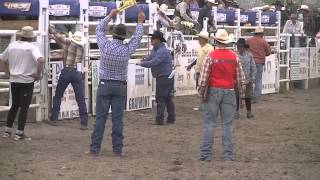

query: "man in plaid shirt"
left=89, top=9, right=145, bottom=156
left=197, top=29, right=246, bottom=161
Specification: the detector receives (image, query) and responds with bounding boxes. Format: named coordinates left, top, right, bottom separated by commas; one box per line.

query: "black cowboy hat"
left=148, top=30, right=166, bottom=42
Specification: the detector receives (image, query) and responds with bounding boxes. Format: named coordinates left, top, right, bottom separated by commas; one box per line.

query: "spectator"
left=197, top=0, right=218, bottom=32
left=286, top=0, right=297, bottom=15
left=299, top=5, right=317, bottom=37
left=272, top=0, right=287, bottom=29
left=136, top=31, right=176, bottom=125
left=88, top=10, right=145, bottom=156
left=282, top=13, right=303, bottom=34
left=247, top=27, right=271, bottom=103
left=262, top=5, right=271, bottom=12
left=197, top=29, right=246, bottom=161
left=0, top=26, right=44, bottom=140
left=234, top=38, right=256, bottom=119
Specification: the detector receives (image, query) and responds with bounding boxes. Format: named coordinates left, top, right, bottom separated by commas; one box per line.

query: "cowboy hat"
left=207, top=0, right=219, bottom=5
left=158, top=4, right=169, bottom=15
left=196, top=31, right=210, bottom=40
left=253, top=27, right=264, bottom=34
left=16, top=26, right=37, bottom=38
left=148, top=30, right=166, bottom=42
left=69, top=31, right=87, bottom=45
left=262, top=5, right=270, bottom=11
left=272, top=0, right=284, bottom=7
left=299, top=5, right=309, bottom=11
left=213, top=29, right=235, bottom=44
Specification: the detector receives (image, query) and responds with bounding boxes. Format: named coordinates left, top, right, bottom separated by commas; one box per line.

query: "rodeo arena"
left=0, top=0, right=320, bottom=179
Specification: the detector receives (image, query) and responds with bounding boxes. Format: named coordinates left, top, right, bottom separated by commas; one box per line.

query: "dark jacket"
left=197, top=4, right=214, bottom=30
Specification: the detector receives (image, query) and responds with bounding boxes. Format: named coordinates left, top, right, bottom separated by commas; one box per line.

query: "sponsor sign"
left=89, top=6, right=107, bottom=17
left=290, top=48, right=309, bottom=80
left=49, top=4, right=70, bottom=16
left=262, top=54, right=277, bottom=94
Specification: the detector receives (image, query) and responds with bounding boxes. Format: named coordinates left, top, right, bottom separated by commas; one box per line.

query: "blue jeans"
left=253, top=64, right=264, bottom=101
left=200, top=88, right=236, bottom=160
left=155, top=76, right=175, bottom=123
left=51, top=67, right=88, bottom=126
left=90, top=80, right=126, bottom=154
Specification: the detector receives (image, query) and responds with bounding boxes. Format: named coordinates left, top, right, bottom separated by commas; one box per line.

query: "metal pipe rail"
left=0, top=104, right=40, bottom=112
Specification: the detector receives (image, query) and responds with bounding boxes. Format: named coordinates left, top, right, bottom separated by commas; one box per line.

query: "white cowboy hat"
left=207, top=0, right=219, bottom=5
left=253, top=27, right=264, bottom=34
left=213, top=29, right=234, bottom=44
left=158, top=4, right=169, bottom=15
left=69, top=31, right=87, bottom=45
left=196, top=31, right=210, bottom=40
left=299, top=5, right=309, bottom=11
left=16, top=26, right=37, bottom=38
left=262, top=5, right=270, bottom=11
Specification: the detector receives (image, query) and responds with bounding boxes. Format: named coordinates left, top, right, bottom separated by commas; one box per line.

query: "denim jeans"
left=90, top=80, right=126, bottom=154
left=155, top=76, right=175, bottom=123
left=50, top=67, right=88, bottom=126
left=200, top=88, right=236, bottom=160
left=253, top=64, right=264, bottom=101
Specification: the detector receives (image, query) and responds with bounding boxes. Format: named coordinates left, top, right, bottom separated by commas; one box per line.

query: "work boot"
left=247, top=111, right=254, bottom=119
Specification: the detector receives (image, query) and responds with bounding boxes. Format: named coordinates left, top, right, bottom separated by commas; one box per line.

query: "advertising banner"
left=262, top=54, right=277, bottom=94
left=51, top=62, right=79, bottom=119
left=290, top=48, right=309, bottom=80
left=173, top=40, right=199, bottom=96
left=309, top=47, right=318, bottom=78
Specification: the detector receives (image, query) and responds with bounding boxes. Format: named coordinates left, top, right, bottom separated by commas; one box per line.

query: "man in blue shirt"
left=137, top=31, right=176, bottom=125
left=89, top=9, right=145, bottom=156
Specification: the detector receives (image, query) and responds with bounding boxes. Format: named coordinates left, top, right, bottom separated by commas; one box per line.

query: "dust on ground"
left=0, top=88, right=320, bottom=180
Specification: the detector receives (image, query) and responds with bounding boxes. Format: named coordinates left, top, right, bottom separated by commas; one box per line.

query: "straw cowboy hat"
left=262, top=5, right=270, bottom=11
left=69, top=31, right=87, bottom=45
left=196, top=31, right=210, bottom=40
left=213, top=29, right=235, bottom=44
left=158, top=4, right=169, bottom=15
left=16, top=26, right=37, bottom=38
left=253, top=27, right=264, bottom=34
left=299, top=5, right=309, bottom=11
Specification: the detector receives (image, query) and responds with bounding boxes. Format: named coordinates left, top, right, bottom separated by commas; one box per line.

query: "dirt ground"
left=0, top=88, right=320, bottom=180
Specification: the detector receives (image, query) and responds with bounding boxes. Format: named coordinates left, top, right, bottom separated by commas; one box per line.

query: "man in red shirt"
left=247, top=27, right=271, bottom=103
left=197, top=29, right=246, bottom=161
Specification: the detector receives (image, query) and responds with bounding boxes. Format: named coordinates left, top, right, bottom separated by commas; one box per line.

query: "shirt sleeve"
left=282, top=21, right=289, bottom=34
left=236, top=58, right=246, bottom=98
left=0, top=46, right=9, bottom=62
left=197, top=55, right=212, bottom=100
left=179, top=3, right=194, bottom=22
left=32, top=47, right=44, bottom=62
left=96, top=16, right=112, bottom=52
left=250, top=53, right=257, bottom=81
left=127, top=23, right=144, bottom=55
left=140, top=48, right=166, bottom=68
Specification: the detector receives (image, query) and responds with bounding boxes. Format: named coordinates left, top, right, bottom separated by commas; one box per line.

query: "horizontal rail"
left=0, top=88, right=9, bottom=93
left=0, top=103, right=40, bottom=112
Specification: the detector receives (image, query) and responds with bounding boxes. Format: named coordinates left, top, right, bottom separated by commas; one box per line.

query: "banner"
left=290, top=48, right=309, bottom=80
left=51, top=62, right=79, bottom=119
left=309, top=47, right=318, bottom=78
left=173, top=40, right=199, bottom=96
left=89, top=6, right=107, bottom=17
left=262, top=54, right=276, bottom=94
left=91, top=60, right=99, bottom=115
left=126, top=60, right=152, bottom=111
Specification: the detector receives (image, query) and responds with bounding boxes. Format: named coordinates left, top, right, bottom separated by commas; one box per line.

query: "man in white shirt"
left=283, top=13, right=304, bottom=34
left=0, top=26, right=44, bottom=140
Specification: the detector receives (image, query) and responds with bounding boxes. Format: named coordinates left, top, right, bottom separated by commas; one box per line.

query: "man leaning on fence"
left=88, top=9, right=145, bottom=156
left=47, top=25, right=89, bottom=130
left=197, top=29, right=246, bottom=161
left=0, top=26, right=44, bottom=140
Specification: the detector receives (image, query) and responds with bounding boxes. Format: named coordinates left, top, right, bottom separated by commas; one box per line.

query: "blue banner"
left=49, top=0, right=80, bottom=17
left=240, top=11, right=257, bottom=26
left=125, top=4, right=149, bottom=22
left=0, top=0, right=39, bottom=16
left=88, top=2, right=116, bottom=18
left=261, top=12, right=277, bottom=25
left=216, top=9, right=235, bottom=26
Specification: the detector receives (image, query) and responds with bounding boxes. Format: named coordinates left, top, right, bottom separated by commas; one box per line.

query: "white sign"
left=174, top=40, right=199, bottom=96
left=217, top=13, right=227, bottom=22
left=290, top=48, right=309, bottom=80
left=127, top=60, right=152, bottom=111
left=240, top=15, right=248, bottom=23
left=91, top=61, right=99, bottom=115
left=309, top=47, right=318, bottom=78
left=52, top=63, right=79, bottom=119
left=89, top=6, right=107, bottom=17
left=262, top=54, right=277, bottom=94
left=261, top=15, right=270, bottom=24
left=49, top=4, right=70, bottom=16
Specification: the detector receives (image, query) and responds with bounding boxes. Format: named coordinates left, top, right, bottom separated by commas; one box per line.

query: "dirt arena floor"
left=0, top=88, right=320, bottom=180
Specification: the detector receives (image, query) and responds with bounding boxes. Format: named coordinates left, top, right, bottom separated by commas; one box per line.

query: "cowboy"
left=187, top=31, right=213, bottom=87
left=197, top=0, right=218, bottom=32
left=272, top=0, right=287, bottom=28
left=156, top=4, right=174, bottom=30
left=197, top=29, right=246, bottom=161
left=89, top=9, right=145, bottom=156
left=0, top=26, right=44, bottom=140
left=48, top=26, right=88, bottom=130
left=136, top=31, right=176, bottom=125
left=173, top=0, right=199, bottom=34
left=299, top=5, right=317, bottom=38
left=247, top=27, right=271, bottom=103
left=234, top=38, right=256, bottom=119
